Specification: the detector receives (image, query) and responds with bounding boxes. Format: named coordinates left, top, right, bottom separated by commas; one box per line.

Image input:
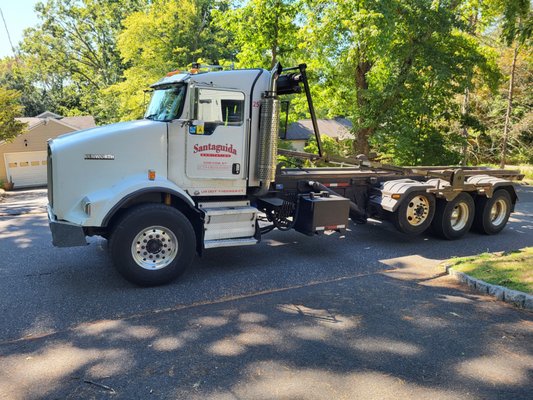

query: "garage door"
left=4, top=151, right=48, bottom=188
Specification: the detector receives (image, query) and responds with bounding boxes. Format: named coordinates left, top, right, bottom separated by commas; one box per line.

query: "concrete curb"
left=445, top=265, right=533, bottom=310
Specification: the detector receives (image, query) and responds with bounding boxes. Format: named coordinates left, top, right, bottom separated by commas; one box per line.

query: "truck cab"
left=47, top=65, right=286, bottom=285
left=48, top=68, right=272, bottom=225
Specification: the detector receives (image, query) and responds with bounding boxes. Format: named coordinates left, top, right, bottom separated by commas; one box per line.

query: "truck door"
left=186, top=88, right=246, bottom=180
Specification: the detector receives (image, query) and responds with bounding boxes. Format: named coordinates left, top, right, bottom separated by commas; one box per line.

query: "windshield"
left=144, top=84, right=186, bottom=121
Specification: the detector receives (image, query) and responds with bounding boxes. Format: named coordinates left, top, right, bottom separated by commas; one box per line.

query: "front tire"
left=472, top=189, right=512, bottom=235
left=391, top=191, right=435, bottom=235
left=431, top=192, right=474, bottom=240
left=109, top=204, right=196, bottom=286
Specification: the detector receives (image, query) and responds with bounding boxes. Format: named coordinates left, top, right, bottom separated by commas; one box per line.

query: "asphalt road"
left=0, top=186, right=532, bottom=399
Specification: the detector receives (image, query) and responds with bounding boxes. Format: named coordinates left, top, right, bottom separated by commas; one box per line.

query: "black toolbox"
left=294, top=192, right=350, bottom=235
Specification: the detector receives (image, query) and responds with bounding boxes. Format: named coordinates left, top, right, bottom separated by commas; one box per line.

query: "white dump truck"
left=47, top=63, right=522, bottom=286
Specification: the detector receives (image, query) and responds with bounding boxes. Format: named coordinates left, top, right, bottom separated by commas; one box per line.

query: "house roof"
left=0, top=112, right=96, bottom=146
left=36, top=111, right=62, bottom=119
left=15, top=114, right=96, bottom=131
left=286, top=118, right=353, bottom=140
left=59, top=116, right=96, bottom=130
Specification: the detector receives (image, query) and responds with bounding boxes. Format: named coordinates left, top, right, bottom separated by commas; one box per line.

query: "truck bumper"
left=47, top=205, right=88, bottom=247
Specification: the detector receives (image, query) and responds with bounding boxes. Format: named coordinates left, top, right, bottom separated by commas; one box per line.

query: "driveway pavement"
left=0, top=188, right=47, bottom=216
left=0, top=186, right=532, bottom=399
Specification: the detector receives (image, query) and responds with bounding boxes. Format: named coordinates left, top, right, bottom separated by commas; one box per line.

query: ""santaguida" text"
left=193, top=143, right=237, bottom=155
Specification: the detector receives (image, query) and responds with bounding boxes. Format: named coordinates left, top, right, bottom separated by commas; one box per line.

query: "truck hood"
left=49, top=119, right=169, bottom=222
left=51, top=119, right=164, bottom=150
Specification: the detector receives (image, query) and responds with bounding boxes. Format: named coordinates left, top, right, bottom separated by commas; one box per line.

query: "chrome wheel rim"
left=450, top=202, right=469, bottom=231
left=131, top=226, right=178, bottom=270
left=490, top=199, right=507, bottom=226
left=406, top=195, right=430, bottom=226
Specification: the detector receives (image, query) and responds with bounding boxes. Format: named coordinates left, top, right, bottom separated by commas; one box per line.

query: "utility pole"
left=0, top=7, right=18, bottom=60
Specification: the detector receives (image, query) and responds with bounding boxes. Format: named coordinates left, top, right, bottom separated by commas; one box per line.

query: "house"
left=283, top=117, right=353, bottom=151
left=1, top=111, right=96, bottom=188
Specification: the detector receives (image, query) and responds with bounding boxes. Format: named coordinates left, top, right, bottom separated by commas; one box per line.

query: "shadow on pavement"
left=0, top=272, right=532, bottom=399
left=0, top=187, right=532, bottom=399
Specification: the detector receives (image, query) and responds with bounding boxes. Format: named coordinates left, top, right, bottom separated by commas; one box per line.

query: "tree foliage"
left=0, top=87, right=27, bottom=143
left=213, top=0, right=299, bottom=69
left=107, top=0, right=234, bottom=121
left=300, top=0, right=501, bottom=164
left=468, top=44, right=533, bottom=164
left=18, top=0, right=149, bottom=122
left=0, top=58, right=51, bottom=117
left=0, top=0, right=529, bottom=166
left=498, top=0, right=532, bottom=46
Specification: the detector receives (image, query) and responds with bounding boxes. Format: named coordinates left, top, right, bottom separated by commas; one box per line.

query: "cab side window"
left=220, top=99, right=244, bottom=125
left=194, top=89, right=245, bottom=135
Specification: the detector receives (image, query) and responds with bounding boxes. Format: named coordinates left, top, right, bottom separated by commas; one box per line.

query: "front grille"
left=47, top=142, right=53, bottom=207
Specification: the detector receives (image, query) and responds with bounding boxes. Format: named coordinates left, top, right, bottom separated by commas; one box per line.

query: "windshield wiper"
left=145, top=113, right=159, bottom=120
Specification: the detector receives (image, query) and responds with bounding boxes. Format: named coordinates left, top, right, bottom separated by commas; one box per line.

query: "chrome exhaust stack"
left=255, top=63, right=282, bottom=194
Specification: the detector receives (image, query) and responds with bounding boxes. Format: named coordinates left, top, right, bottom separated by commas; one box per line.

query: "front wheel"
left=431, top=192, right=475, bottom=240
left=390, top=191, right=435, bottom=235
left=109, top=204, right=196, bottom=286
left=472, top=189, right=512, bottom=235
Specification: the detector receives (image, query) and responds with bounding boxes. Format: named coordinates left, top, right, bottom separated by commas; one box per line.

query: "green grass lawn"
left=448, top=247, right=533, bottom=294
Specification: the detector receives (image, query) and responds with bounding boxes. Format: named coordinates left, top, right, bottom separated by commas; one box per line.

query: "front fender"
left=64, top=175, right=195, bottom=227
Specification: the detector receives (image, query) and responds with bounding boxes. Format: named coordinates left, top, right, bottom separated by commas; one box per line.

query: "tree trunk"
left=271, top=45, right=277, bottom=69
left=500, top=44, right=518, bottom=169
left=461, top=87, right=470, bottom=166
left=461, top=1, right=480, bottom=166
left=355, top=127, right=372, bottom=155
left=354, top=60, right=372, bottom=155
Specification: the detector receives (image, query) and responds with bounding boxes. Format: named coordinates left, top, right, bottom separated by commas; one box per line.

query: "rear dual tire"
left=391, top=192, right=435, bottom=235
left=472, top=189, right=512, bottom=235
left=431, top=192, right=474, bottom=240
left=391, top=189, right=512, bottom=238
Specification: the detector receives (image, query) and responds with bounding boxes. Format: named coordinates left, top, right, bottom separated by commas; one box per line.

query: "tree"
left=213, top=0, right=299, bottom=69
left=301, top=0, right=500, bottom=165
left=0, top=87, right=27, bottom=142
left=19, top=0, right=149, bottom=122
left=0, top=57, right=50, bottom=117
left=496, top=0, right=531, bottom=168
left=303, top=135, right=353, bottom=166
left=457, top=0, right=485, bottom=166
left=467, top=44, right=532, bottom=165
left=108, top=0, right=234, bottom=121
